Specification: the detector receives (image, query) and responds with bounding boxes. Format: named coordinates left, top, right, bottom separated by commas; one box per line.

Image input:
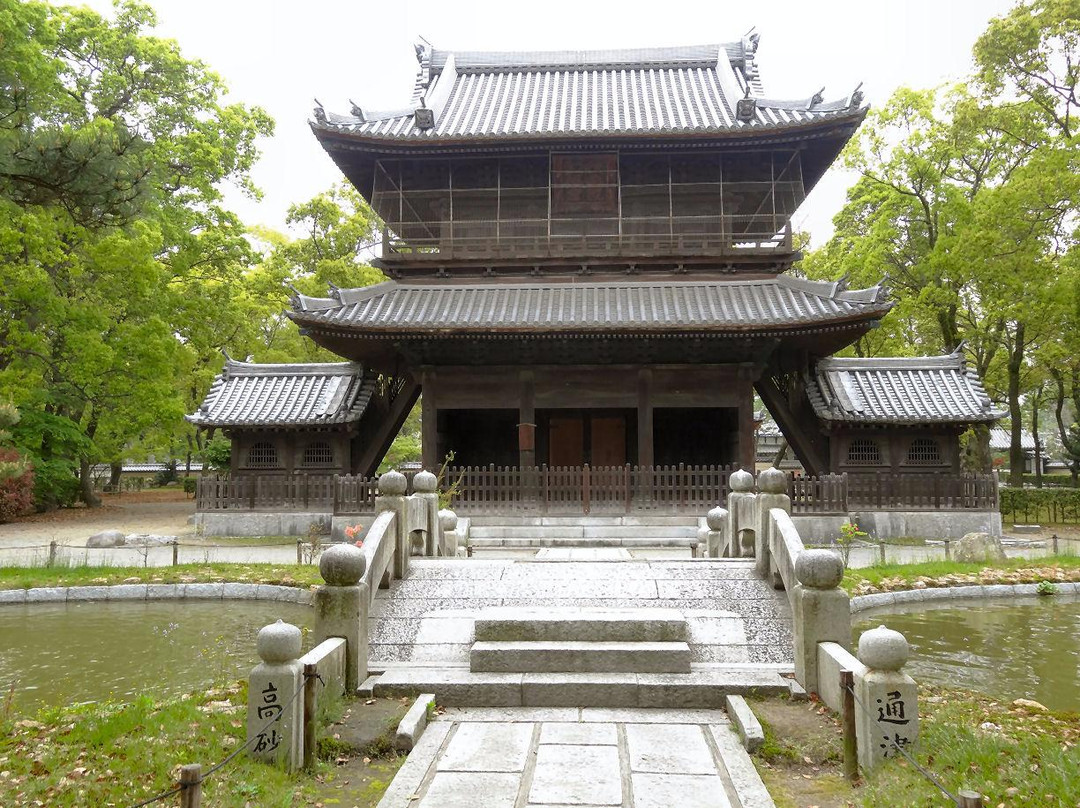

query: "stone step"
left=467, top=524, right=700, bottom=539
left=470, top=640, right=692, bottom=674
left=467, top=536, right=699, bottom=548
left=372, top=666, right=788, bottom=708
left=474, top=607, right=688, bottom=643
left=466, top=515, right=701, bottom=527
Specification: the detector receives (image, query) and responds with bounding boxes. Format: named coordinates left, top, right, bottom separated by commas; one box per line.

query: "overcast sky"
left=79, top=0, right=1017, bottom=246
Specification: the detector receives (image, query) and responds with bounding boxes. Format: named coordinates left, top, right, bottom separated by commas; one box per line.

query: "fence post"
left=296, top=539, right=303, bottom=565
left=841, top=669, right=857, bottom=783
left=958, top=790, right=985, bottom=808
left=172, top=540, right=179, bottom=566
left=48, top=541, right=57, bottom=568
left=303, top=662, right=317, bottom=771
left=179, top=762, right=202, bottom=808
left=1052, top=533, right=1059, bottom=555
left=943, top=539, right=951, bottom=561
left=878, top=540, right=886, bottom=565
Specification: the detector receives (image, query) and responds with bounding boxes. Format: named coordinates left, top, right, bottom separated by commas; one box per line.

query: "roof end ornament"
left=348, top=99, right=365, bottom=122
left=736, top=84, right=756, bottom=122
left=286, top=282, right=304, bottom=310
left=808, top=87, right=825, bottom=109
left=313, top=98, right=326, bottom=124
left=414, top=96, right=435, bottom=130
left=849, top=82, right=865, bottom=109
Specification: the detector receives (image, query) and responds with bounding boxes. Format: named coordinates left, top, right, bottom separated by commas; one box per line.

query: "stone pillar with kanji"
left=856, top=625, right=920, bottom=771
left=313, top=543, right=368, bottom=693
left=247, top=619, right=304, bottom=771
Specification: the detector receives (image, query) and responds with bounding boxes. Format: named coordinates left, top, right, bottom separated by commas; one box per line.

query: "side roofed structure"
left=806, top=353, right=1002, bottom=475
left=186, top=359, right=405, bottom=478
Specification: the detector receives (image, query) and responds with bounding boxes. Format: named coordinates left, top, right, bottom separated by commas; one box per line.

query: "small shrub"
left=836, top=520, right=868, bottom=566
left=1036, top=580, right=1056, bottom=596
left=153, top=462, right=178, bottom=487
left=0, top=448, right=34, bottom=522
left=182, top=477, right=197, bottom=495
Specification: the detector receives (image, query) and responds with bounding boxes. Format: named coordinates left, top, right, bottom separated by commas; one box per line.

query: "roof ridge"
left=429, top=43, right=729, bottom=74
left=224, top=360, right=363, bottom=377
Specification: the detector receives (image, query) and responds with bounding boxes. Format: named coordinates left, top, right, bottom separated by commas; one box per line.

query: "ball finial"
left=758, top=467, right=789, bottom=494
left=378, top=470, right=408, bottom=496
left=858, top=625, right=910, bottom=671
left=319, top=542, right=366, bottom=585
left=413, top=470, right=437, bottom=493
left=256, top=619, right=302, bottom=663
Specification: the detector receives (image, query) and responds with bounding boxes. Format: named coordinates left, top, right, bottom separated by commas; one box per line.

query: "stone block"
left=0, top=589, right=27, bottom=604
left=708, top=724, right=776, bottom=808
left=473, top=607, right=686, bottom=643
left=527, top=744, right=622, bottom=806
left=375, top=669, right=523, bottom=707
left=791, top=584, right=851, bottom=695
left=67, top=586, right=111, bottom=601
left=184, top=582, right=224, bottom=599
left=222, top=583, right=257, bottom=600
left=470, top=640, right=691, bottom=674
left=521, top=672, right=639, bottom=707
left=436, top=721, right=533, bottom=772
left=631, top=773, right=731, bottom=808
left=394, top=693, right=435, bottom=751
left=247, top=623, right=304, bottom=772
left=26, top=587, right=66, bottom=602
left=106, top=584, right=148, bottom=601
left=539, top=722, right=617, bottom=745
left=357, top=674, right=379, bottom=698
left=724, top=694, right=764, bottom=752
left=626, top=723, right=716, bottom=774
left=145, top=584, right=180, bottom=600
left=313, top=582, right=368, bottom=692
left=421, top=771, right=521, bottom=808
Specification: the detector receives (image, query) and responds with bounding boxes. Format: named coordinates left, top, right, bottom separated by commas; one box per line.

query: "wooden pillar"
left=637, top=369, right=653, bottom=467
left=738, top=388, right=755, bottom=471
left=519, top=371, right=536, bottom=468
left=421, top=369, right=438, bottom=471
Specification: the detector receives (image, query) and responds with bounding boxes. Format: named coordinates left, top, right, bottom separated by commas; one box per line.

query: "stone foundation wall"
left=793, top=509, right=1001, bottom=541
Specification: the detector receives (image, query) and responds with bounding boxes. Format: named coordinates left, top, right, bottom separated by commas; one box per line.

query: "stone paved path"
left=377, top=707, right=774, bottom=808
left=370, top=558, right=794, bottom=667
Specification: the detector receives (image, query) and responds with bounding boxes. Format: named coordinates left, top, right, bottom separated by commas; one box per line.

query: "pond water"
left=854, top=596, right=1080, bottom=713
left=0, top=600, right=313, bottom=712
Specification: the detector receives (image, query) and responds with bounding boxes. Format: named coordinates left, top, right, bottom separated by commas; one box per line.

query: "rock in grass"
left=952, top=532, right=1006, bottom=563
left=87, top=530, right=126, bottom=548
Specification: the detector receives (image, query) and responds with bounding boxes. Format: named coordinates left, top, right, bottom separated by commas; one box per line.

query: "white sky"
left=78, top=0, right=1016, bottom=246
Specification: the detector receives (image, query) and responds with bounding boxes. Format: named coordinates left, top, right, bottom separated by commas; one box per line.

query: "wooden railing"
left=196, top=475, right=340, bottom=512
left=197, top=469, right=999, bottom=515
left=845, top=473, right=998, bottom=511
left=443, top=464, right=738, bottom=514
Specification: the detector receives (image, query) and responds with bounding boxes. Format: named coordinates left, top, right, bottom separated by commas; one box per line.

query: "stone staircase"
left=372, top=607, right=788, bottom=707
left=466, top=515, right=702, bottom=551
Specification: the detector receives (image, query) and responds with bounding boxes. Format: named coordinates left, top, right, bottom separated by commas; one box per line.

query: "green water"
left=0, top=600, right=313, bottom=712
left=854, top=597, right=1080, bottom=713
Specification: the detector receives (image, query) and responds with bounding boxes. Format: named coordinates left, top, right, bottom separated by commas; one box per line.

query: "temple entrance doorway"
left=540, top=409, right=634, bottom=467
left=653, top=407, right=740, bottom=466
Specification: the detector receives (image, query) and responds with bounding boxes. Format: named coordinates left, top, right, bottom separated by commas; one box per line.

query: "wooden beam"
left=755, top=375, right=829, bottom=476
left=638, top=368, right=654, bottom=467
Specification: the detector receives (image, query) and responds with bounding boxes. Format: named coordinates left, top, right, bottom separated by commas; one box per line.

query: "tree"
left=0, top=1, right=272, bottom=506
left=0, top=403, right=34, bottom=521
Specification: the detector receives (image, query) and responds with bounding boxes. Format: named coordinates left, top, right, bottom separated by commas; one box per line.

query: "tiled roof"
left=186, top=360, right=374, bottom=428
left=288, top=277, right=890, bottom=334
left=989, top=426, right=1036, bottom=451
left=313, top=39, right=865, bottom=143
left=808, top=354, right=1002, bottom=425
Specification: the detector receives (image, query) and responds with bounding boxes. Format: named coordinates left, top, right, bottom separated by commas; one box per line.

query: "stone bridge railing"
left=704, top=467, right=921, bottom=771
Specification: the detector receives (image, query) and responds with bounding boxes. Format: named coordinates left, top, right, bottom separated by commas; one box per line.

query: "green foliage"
left=835, top=520, right=867, bottom=566
left=1036, top=579, right=1057, bottom=595
left=999, top=486, right=1080, bottom=523
left=380, top=401, right=422, bottom=474
left=152, top=461, right=178, bottom=487
left=201, top=436, right=232, bottom=471
left=181, top=477, right=197, bottom=495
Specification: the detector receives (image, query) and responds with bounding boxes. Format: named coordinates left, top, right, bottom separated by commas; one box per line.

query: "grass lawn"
left=0, top=684, right=321, bottom=808
left=861, top=685, right=1080, bottom=807
left=0, top=562, right=323, bottom=591
left=842, top=556, right=1080, bottom=594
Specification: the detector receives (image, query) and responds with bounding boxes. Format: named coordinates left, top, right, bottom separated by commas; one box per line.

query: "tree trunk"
left=1007, top=324, right=1025, bottom=488
left=109, top=462, right=122, bottom=490
left=966, top=424, right=993, bottom=473
left=79, top=456, right=102, bottom=507
left=772, top=439, right=789, bottom=468
left=1032, top=393, right=1042, bottom=488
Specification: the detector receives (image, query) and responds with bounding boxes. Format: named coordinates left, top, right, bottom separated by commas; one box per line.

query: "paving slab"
left=625, top=724, right=717, bottom=774
left=539, top=722, right=618, bottom=745
left=632, top=772, right=734, bottom=808
left=436, top=722, right=534, bottom=773
left=376, top=707, right=774, bottom=808
left=527, top=744, right=622, bottom=805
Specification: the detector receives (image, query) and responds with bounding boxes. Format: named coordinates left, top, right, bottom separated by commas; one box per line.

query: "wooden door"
left=549, top=416, right=584, bottom=466
left=591, top=415, right=627, bottom=466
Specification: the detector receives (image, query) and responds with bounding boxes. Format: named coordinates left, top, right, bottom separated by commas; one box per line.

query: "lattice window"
left=301, top=441, right=334, bottom=467
left=246, top=441, right=279, bottom=468
left=906, top=437, right=943, bottom=465
left=846, top=438, right=883, bottom=466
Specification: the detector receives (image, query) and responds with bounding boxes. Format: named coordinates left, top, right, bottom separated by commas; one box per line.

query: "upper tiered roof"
left=807, top=353, right=1002, bottom=426
left=312, top=37, right=866, bottom=145
left=186, top=360, right=374, bottom=429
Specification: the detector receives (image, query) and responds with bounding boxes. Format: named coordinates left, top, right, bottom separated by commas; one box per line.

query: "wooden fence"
left=197, top=469, right=999, bottom=515
left=443, top=464, right=738, bottom=514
